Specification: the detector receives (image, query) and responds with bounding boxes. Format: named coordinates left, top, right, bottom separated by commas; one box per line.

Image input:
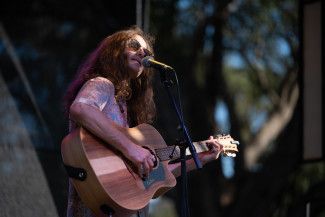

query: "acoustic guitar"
left=61, top=124, right=239, bottom=216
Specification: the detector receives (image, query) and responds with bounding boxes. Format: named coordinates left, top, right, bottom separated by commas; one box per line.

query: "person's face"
left=124, top=35, right=152, bottom=78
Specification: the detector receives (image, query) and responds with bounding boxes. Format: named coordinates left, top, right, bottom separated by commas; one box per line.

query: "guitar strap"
left=63, top=164, right=87, bottom=181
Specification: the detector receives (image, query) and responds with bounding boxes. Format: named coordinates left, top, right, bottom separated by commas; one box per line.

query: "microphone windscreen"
left=142, top=56, right=153, bottom=67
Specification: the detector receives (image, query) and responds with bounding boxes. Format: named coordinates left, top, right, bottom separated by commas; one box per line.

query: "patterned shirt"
left=66, top=77, right=148, bottom=217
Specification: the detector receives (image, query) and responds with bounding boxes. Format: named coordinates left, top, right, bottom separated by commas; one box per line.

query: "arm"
left=70, top=102, right=155, bottom=178
left=70, top=102, right=134, bottom=156
left=167, top=136, right=223, bottom=177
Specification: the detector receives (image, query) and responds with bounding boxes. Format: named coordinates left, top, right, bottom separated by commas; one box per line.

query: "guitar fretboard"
left=154, top=141, right=210, bottom=162
left=155, top=146, right=180, bottom=161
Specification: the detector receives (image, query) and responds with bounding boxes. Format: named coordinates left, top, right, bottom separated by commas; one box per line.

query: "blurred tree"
left=149, top=0, right=324, bottom=217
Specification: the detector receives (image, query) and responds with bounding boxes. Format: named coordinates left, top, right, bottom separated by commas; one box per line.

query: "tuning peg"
left=231, top=140, right=240, bottom=145
left=223, top=152, right=237, bottom=158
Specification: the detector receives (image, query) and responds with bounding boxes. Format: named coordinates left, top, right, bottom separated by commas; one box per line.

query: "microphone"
left=142, top=56, right=174, bottom=71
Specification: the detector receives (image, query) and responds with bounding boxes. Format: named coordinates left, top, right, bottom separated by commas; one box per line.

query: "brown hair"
left=63, top=26, right=156, bottom=126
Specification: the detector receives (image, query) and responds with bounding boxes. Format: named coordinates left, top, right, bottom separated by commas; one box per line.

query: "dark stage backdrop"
left=0, top=1, right=140, bottom=216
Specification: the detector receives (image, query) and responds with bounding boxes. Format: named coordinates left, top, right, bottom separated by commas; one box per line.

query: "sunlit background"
left=0, top=0, right=324, bottom=217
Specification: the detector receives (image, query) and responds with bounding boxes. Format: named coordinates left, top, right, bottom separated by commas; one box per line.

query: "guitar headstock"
left=215, top=134, right=239, bottom=157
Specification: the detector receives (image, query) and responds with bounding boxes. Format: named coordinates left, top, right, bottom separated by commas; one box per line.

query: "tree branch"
left=244, top=69, right=299, bottom=168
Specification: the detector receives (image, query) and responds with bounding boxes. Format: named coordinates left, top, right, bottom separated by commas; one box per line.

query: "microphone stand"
left=158, top=67, right=202, bottom=217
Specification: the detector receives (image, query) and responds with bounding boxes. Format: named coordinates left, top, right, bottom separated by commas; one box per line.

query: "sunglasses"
left=127, top=39, right=153, bottom=57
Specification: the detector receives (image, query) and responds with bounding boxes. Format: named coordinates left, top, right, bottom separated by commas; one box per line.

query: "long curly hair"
left=63, top=26, right=156, bottom=126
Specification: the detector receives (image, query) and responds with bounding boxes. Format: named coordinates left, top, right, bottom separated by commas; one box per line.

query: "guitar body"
left=61, top=124, right=177, bottom=217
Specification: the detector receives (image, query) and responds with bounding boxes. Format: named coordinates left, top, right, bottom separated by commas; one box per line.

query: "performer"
left=63, top=26, right=223, bottom=217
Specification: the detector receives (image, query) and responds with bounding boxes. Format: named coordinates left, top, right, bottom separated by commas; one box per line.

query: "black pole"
left=158, top=67, right=202, bottom=217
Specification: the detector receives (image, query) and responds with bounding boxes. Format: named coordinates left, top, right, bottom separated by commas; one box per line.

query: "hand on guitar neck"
left=199, top=135, right=224, bottom=165
left=169, top=134, right=239, bottom=177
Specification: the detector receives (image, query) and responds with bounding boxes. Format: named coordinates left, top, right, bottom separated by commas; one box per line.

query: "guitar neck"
left=154, top=140, right=209, bottom=162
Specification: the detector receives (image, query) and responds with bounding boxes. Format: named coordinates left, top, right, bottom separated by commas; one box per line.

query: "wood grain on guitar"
left=61, top=124, right=239, bottom=216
